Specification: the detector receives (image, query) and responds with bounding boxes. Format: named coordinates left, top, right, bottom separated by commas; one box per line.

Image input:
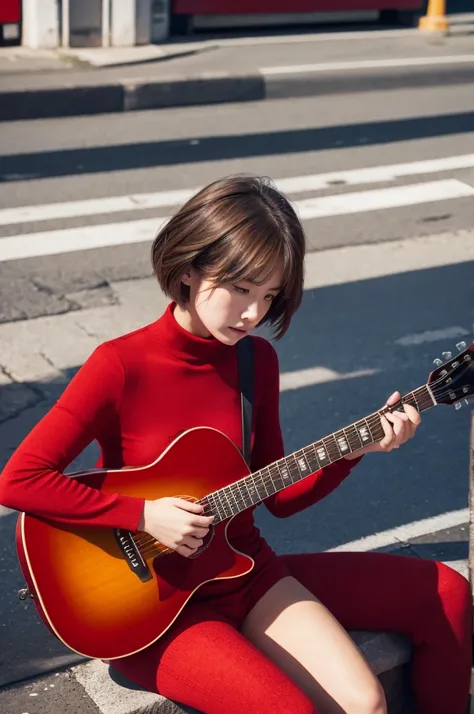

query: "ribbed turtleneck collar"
left=152, top=302, right=235, bottom=364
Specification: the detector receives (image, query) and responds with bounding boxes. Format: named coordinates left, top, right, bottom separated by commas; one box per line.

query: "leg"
left=280, top=552, right=472, bottom=714
left=241, top=576, right=386, bottom=714
left=110, top=603, right=316, bottom=714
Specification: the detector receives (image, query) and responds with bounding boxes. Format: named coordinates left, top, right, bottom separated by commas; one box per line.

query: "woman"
left=0, top=175, right=471, bottom=714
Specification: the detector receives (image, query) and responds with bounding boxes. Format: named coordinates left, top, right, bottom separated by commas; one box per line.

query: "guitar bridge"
left=114, top=529, right=153, bottom=583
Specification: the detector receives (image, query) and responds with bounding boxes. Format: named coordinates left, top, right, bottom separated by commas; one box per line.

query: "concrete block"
left=72, top=631, right=412, bottom=714
left=0, top=86, right=124, bottom=122
left=123, top=75, right=265, bottom=112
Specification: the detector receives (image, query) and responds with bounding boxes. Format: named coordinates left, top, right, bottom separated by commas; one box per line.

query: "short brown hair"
left=151, top=175, right=305, bottom=338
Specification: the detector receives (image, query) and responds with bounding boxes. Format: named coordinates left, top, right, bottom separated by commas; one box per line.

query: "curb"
left=1, top=61, right=474, bottom=122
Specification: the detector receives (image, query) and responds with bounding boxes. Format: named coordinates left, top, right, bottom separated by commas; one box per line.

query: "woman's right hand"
left=138, top=497, right=214, bottom=558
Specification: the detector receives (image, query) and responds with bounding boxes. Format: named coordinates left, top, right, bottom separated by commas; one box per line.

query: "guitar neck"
left=202, top=384, right=436, bottom=524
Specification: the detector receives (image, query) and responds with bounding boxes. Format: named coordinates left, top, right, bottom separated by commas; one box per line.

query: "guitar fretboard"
left=200, top=385, right=435, bottom=523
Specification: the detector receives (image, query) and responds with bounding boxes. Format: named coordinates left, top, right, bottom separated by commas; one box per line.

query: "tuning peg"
left=456, top=341, right=467, bottom=352
left=441, top=351, right=452, bottom=360
left=433, top=358, right=443, bottom=367
left=454, top=402, right=462, bottom=410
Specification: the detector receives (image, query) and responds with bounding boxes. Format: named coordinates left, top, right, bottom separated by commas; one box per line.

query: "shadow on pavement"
left=1, top=110, right=474, bottom=182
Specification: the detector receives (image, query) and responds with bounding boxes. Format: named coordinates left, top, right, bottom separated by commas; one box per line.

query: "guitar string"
left=134, top=377, right=471, bottom=557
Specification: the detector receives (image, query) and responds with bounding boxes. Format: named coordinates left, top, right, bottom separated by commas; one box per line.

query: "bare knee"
left=344, top=677, right=387, bottom=714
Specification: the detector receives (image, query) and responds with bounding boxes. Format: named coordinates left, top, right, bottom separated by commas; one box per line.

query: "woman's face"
left=176, top=264, right=284, bottom=345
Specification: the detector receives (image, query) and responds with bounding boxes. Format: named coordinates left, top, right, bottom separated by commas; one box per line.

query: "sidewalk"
left=1, top=15, right=474, bottom=121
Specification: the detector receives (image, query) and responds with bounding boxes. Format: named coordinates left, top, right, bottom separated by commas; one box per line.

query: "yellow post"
left=418, top=0, right=449, bottom=33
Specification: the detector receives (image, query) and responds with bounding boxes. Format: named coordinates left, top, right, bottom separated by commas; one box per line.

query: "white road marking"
left=327, top=508, right=468, bottom=552
left=0, top=190, right=192, bottom=227
left=261, top=54, right=474, bottom=75
left=280, top=367, right=377, bottom=391
left=2, top=180, right=474, bottom=262
left=2, top=153, right=474, bottom=226
left=394, top=326, right=471, bottom=347
left=303, top=229, right=474, bottom=290
left=296, top=179, right=474, bottom=220
left=0, top=217, right=168, bottom=262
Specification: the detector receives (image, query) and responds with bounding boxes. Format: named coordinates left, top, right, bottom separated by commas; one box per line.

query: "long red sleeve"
left=0, top=303, right=362, bottom=537
left=0, top=343, right=145, bottom=531
left=252, top=342, right=362, bottom=519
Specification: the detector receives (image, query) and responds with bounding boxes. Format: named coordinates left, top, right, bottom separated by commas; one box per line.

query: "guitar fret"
left=231, top=482, right=247, bottom=513
left=221, top=487, right=234, bottom=519
left=304, top=445, right=320, bottom=473
left=238, top=479, right=253, bottom=510
left=266, top=466, right=278, bottom=496
left=313, top=441, right=329, bottom=464
left=289, top=454, right=304, bottom=480
left=334, top=429, right=350, bottom=455
left=270, top=463, right=284, bottom=491
left=347, top=424, right=364, bottom=452
left=277, top=459, right=292, bottom=486
left=295, top=450, right=312, bottom=477
left=322, top=436, right=340, bottom=462
left=363, top=417, right=376, bottom=443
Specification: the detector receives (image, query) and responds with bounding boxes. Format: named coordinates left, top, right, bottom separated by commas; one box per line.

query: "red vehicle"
left=0, top=0, right=21, bottom=44
left=172, top=0, right=424, bottom=32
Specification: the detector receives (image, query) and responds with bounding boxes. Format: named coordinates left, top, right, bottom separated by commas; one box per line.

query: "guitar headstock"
left=428, top=341, right=474, bottom=408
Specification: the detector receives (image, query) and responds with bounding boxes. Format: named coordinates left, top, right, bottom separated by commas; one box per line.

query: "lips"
left=229, top=327, right=247, bottom=334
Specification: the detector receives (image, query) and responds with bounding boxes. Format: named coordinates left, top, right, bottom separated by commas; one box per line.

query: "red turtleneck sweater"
left=0, top=304, right=360, bottom=552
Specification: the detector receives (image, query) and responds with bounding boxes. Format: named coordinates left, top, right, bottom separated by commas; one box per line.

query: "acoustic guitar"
left=16, top=341, right=474, bottom=660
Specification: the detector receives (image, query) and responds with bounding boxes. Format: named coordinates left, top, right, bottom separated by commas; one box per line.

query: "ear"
left=181, top=270, right=192, bottom=286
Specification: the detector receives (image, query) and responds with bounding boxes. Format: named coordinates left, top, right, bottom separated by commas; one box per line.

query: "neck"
left=173, top=303, right=211, bottom=339
left=201, top=384, right=437, bottom=523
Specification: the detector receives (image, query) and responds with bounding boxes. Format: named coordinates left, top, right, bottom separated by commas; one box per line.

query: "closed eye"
left=233, top=284, right=278, bottom=301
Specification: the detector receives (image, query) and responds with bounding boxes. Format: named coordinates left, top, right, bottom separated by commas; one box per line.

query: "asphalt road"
left=0, top=79, right=473, bottom=692
left=1, top=82, right=474, bottom=323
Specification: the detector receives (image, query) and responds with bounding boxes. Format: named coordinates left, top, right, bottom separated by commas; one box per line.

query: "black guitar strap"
left=237, top=336, right=254, bottom=467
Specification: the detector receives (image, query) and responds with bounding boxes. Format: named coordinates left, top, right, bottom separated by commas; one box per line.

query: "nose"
left=241, top=300, right=260, bottom=323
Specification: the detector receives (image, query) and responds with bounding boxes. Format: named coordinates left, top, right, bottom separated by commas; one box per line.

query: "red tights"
left=110, top=552, right=472, bottom=714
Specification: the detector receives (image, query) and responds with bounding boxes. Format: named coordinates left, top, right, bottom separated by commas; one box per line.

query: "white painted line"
left=303, top=229, right=474, bottom=290
left=327, top=508, right=468, bottom=552
left=277, top=154, right=474, bottom=194
left=2, top=180, right=474, bottom=263
left=296, top=180, right=474, bottom=220
left=261, top=54, right=474, bottom=75
left=2, top=153, right=474, bottom=227
left=0, top=217, right=169, bottom=262
left=394, top=326, right=470, bottom=347
left=0, top=189, right=193, bottom=227
left=280, top=367, right=377, bottom=391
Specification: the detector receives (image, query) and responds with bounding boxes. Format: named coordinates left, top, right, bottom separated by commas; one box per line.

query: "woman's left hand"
left=345, top=391, right=421, bottom=459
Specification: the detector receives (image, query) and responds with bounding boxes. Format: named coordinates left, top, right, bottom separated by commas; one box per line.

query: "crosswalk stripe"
left=1, top=179, right=473, bottom=263
left=1, top=153, right=474, bottom=227
left=296, top=179, right=474, bottom=219
left=0, top=217, right=168, bottom=263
